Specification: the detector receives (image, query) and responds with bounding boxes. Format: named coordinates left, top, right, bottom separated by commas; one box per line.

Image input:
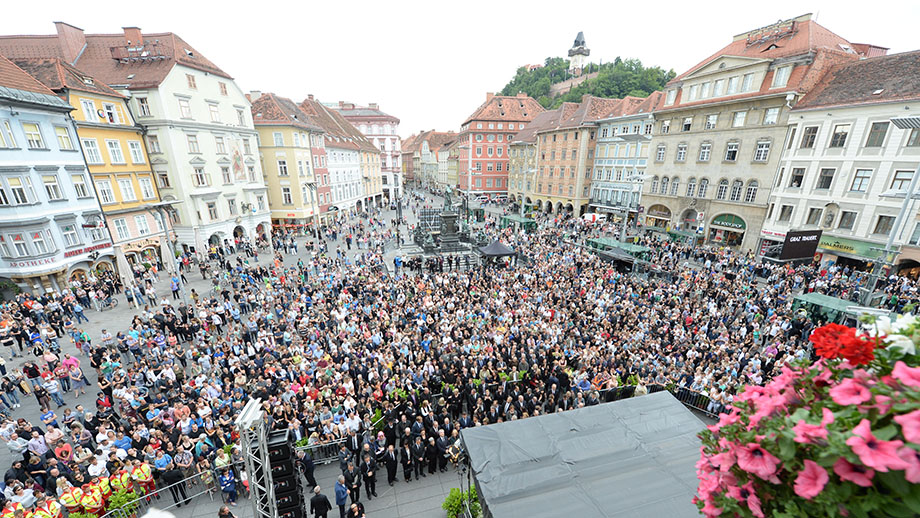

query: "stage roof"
left=461, top=391, right=704, bottom=518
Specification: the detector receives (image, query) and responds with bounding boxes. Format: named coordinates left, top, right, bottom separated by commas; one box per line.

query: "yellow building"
left=250, top=93, right=323, bottom=231
left=15, top=58, right=172, bottom=280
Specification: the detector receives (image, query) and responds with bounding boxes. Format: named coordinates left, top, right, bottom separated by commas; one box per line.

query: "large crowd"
left=0, top=192, right=917, bottom=518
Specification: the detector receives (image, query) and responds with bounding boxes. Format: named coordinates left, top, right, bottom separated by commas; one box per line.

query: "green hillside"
left=500, top=57, right=676, bottom=108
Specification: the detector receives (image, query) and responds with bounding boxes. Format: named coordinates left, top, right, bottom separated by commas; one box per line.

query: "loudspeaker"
left=270, top=460, right=293, bottom=478
left=274, top=474, right=300, bottom=494
left=276, top=490, right=300, bottom=510
left=268, top=430, right=293, bottom=462
left=277, top=506, right=306, bottom=518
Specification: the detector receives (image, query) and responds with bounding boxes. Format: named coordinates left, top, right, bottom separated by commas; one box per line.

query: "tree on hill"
left=500, top=56, right=675, bottom=108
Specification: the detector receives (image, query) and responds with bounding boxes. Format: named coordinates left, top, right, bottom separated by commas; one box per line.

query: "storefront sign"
left=647, top=205, right=671, bottom=218
left=711, top=214, right=746, bottom=230
left=780, top=229, right=822, bottom=260
left=8, top=257, right=55, bottom=268
left=818, top=235, right=888, bottom=260
left=123, top=238, right=161, bottom=254
left=63, top=242, right=113, bottom=258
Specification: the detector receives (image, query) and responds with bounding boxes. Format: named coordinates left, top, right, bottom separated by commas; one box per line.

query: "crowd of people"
left=0, top=191, right=917, bottom=518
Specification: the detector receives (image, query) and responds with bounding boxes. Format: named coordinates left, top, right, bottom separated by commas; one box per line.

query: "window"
left=806, top=208, right=823, bottom=226
left=686, top=178, right=697, bottom=197
left=42, top=175, right=63, bottom=200
left=787, top=128, right=797, bottom=149
left=7, top=177, right=31, bottom=204
left=699, top=143, right=711, bottom=162
left=0, top=120, right=15, bottom=148
left=117, top=178, right=136, bottom=201
left=237, top=109, right=245, bottom=126
left=134, top=215, right=150, bottom=236
left=874, top=215, right=896, bottom=235
left=11, top=234, right=28, bottom=257
left=729, top=180, right=743, bottom=201
left=688, top=84, right=699, bottom=101
left=147, top=135, right=161, bottom=153
left=257, top=195, right=266, bottom=211
left=778, top=205, right=793, bottom=222
left=209, top=104, right=220, bottom=122
left=724, top=142, right=739, bottom=162
left=61, top=224, right=80, bottom=247
left=851, top=169, right=872, bottom=192
left=192, top=167, right=209, bottom=187
left=207, top=202, right=219, bottom=220
left=227, top=198, right=237, bottom=215
left=81, top=100, right=98, bottom=122
left=55, top=127, right=74, bottom=150
left=816, top=168, right=835, bottom=190
left=713, top=79, right=725, bottom=97
left=727, top=76, right=739, bottom=94
left=273, top=132, right=284, bottom=147
left=95, top=180, right=115, bottom=204
left=676, top=144, right=687, bottom=162
left=187, top=134, right=200, bottom=153
left=156, top=171, right=171, bottom=188
left=660, top=120, right=670, bottom=134
left=138, top=97, right=151, bottom=116
left=909, top=128, right=920, bottom=147
left=700, top=114, right=716, bottom=130
left=753, top=141, right=771, bottom=162
left=178, top=98, right=191, bottom=118
left=829, top=124, right=850, bottom=147
left=138, top=176, right=155, bottom=199
left=243, top=138, right=252, bottom=154
left=102, top=103, right=119, bottom=124
left=656, top=145, right=666, bottom=161
left=644, top=123, right=652, bottom=135
left=865, top=122, right=889, bottom=147
left=839, top=211, right=857, bottom=230
left=716, top=179, right=729, bottom=200
left=650, top=177, right=659, bottom=193
left=215, top=136, right=226, bottom=154
left=742, top=73, right=754, bottom=92
left=682, top=117, right=692, bottom=132
left=789, top=168, right=805, bottom=188
left=665, top=90, right=677, bottom=105
left=698, top=178, right=709, bottom=198
left=22, top=123, right=44, bottom=149
left=762, top=108, right=779, bottom=125
left=772, top=66, right=791, bottom=88
left=72, top=174, right=89, bottom=198
left=487, top=146, right=493, bottom=157
left=280, top=187, right=293, bottom=205
left=221, top=167, right=232, bottom=184
left=104, top=140, right=124, bottom=164
left=219, top=82, right=228, bottom=96
left=660, top=177, right=669, bottom=195
left=800, top=126, right=818, bottom=148
left=671, top=177, right=680, bottom=196
left=726, top=112, right=744, bottom=130
left=127, top=141, right=145, bottom=164
left=891, top=170, right=914, bottom=191
left=744, top=181, right=759, bottom=203
left=186, top=74, right=197, bottom=89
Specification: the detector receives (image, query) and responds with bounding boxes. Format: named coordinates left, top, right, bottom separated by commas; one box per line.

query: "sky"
left=3, top=0, right=918, bottom=139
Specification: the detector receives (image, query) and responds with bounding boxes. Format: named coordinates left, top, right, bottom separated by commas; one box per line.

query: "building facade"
left=400, top=131, right=456, bottom=190
left=0, top=56, right=112, bottom=293
left=332, top=102, right=402, bottom=202
left=761, top=51, right=920, bottom=274
left=640, top=14, right=872, bottom=250
left=458, top=93, right=543, bottom=198
left=0, top=24, right=274, bottom=253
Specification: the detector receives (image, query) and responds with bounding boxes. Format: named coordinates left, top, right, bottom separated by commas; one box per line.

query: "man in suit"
left=347, top=429, right=363, bottom=457
left=359, top=453, right=377, bottom=500
left=400, top=441, right=413, bottom=482
left=383, top=444, right=398, bottom=486
left=410, top=416, right=425, bottom=440
left=458, top=411, right=473, bottom=429
left=412, top=436, right=427, bottom=479
left=343, top=462, right=360, bottom=504
left=310, top=485, right=333, bottom=518
left=436, top=429, right=451, bottom=472
left=334, top=476, right=348, bottom=518
left=426, top=437, right=439, bottom=474
left=297, top=449, right=317, bottom=490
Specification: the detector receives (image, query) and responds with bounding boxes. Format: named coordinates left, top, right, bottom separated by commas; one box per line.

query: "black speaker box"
left=274, top=474, right=300, bottom=494
left=270, top=461, right=293, bottom=478
left=276, top=490, right=301, bottom=510
left=277, top=506, right=306, bottom=518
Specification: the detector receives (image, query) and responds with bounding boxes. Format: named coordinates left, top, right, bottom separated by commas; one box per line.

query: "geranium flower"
left=793, top=408, right=834, bottom=444
left=897, top=446, right=920, bottom=484
left=892, top=361, right=920, bottom=389
left=832, top=458, right=875, bottom=487
left=794, top=459, right=829, bottom=500
left=894, top=409, right=920, bottom=444
left=846, top=419, right=910, bottom=472
left=829, top=378, right=871, bottom=406
left=736, top=443, right=781, bottom=479
left=839, top=332, right=875, bottom=365
left=810, top=323, right=853, bottom=360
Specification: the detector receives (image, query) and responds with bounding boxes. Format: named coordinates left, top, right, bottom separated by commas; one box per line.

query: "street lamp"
left=142, top=200, right=187, bottom=305
left=860, top=116, right=920, bottom=306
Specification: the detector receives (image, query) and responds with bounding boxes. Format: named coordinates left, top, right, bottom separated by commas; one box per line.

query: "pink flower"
left=710, top=450, right=736, bottom=472
left=707, top=412, right=740, bottom=433
left=829, top=378, right=871, bottom=406
left=832, top=458, right=875, bottom=487
left=727, top=482, right=764, bottom=518
left=894, top=409, right=920, bottom=444
left=793, top=408, right=834, bottom=444
left=846, top=419, right=910, bottom=472
left=794, top=459, right=829, bottom=500
left=736, top=443, right=781, bottom=480
left=898, top=446, right=920, bottom=484
left=893, top=361, right=920, bottom=389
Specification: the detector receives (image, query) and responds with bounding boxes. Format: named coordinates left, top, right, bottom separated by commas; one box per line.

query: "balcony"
left=590, top=198, right=638, bottom=211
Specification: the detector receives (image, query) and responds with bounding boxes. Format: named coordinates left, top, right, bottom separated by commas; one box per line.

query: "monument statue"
left=443, top=187, right=454, bottom=211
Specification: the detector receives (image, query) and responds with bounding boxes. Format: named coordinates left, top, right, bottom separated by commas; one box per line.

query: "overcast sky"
left=4, top=0, right=918, bottom=139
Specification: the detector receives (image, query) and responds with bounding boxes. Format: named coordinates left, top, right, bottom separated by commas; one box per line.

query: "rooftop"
left=793, top=50, right=920, bottom=110
left=251, top=92, right=324, bottom=133
left=0, top=53, right=72, bottom=110
left=462, top=92, right=545, bottom=126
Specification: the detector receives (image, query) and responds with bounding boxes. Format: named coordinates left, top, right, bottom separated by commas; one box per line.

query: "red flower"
left=810, top=323, right=852, bottom=360
left=839, top=332, right=875, bottom=365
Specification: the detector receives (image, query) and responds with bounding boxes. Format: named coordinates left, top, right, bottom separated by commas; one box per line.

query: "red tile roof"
left=0, top=54, right=58, bottom=96
left=462, top=93, right=545, bottom=126
left=794, top=50, right=920, bottom=110
left=11, top=57, right=124, bottom=98
left=300, top=97, right=377, bottom=153
left=251, top=93, right=323, bottom=132
left=399, top=130, right=457, bottom=154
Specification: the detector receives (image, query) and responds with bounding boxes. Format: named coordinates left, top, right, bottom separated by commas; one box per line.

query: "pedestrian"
left=218, top=505, right=237, bottom=518
left=335, top=475, right=348, bottom=518
left=310, top=485, right=332, bottom=518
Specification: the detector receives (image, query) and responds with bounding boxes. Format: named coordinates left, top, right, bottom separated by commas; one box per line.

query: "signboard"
left=710, top=214, right=746, bottom=230
left=780, top=230, right=822, bottom=260
left=818, top=235, right=889, bottom=260
left=63, top=242, right=113, bottom=258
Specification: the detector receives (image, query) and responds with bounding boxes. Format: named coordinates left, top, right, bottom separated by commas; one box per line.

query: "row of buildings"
left=413, top=14, right=920, bottom=275
left=0, top=22, right=401, bottom=293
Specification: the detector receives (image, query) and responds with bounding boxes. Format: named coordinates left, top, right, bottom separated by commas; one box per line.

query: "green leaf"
left=874, top=424, right=898, bottom=441
left=778, top=436, right=796, bottom=461
left=878, top=471, right=911, bottom=496
left=884, top=503, right=916, bottom=517
left=790, top=407, right=810, bottom=423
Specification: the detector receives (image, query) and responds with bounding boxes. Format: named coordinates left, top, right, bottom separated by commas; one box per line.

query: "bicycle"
left=99, top=298, right=119, bottom=311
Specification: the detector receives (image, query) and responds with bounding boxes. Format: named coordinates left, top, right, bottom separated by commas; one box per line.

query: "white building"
left=332, top=102, right=402, bottom=201
left=761, top=51, right=920, bottom=276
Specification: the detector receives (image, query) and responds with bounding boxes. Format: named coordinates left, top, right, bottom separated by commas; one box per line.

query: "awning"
left=479, top=241, right=515, bottom=257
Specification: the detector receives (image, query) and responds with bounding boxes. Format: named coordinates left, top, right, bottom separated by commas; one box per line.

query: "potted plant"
left=107, top=488, right=142, bottom=518
left=695, top=315, right=920, bottom=518
left=442, top=487, right=481, bottom=518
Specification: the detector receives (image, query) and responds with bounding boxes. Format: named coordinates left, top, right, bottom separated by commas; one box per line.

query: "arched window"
left=671, top=177, right=680, bottom=196
left=651, top=176, right=659, bottom=193
left=686, top=178, right=697, bottom=198
left=730, top=180, right=744, bottom=201
left=744, top=181, right=759, bottom=203
left=698, top=178, right=709, bottom=198
left=716, top=179, right=729, bottom=200
left=661, top=177, right=669, bottom=195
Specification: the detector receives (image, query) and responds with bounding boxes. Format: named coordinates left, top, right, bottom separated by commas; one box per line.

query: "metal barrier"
left=596, top=384, right=721, bottom=420
left=294, top=436, right=348, bottom=465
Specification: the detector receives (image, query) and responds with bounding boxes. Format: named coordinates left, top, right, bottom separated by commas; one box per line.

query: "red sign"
left=63, top=242, right=112, bottom=258
left=7, top=258, right=55, bottom=268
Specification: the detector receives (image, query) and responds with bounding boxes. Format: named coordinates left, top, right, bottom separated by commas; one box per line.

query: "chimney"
left=249, top=90, right=262, bottom=100
left=339, top=101, right=344, bottom=108
left=122, top=27, right=143, bottom=47
left=368, top=103, right=378, bottom=110
left=486, top=92, right=494, bottom=102
left=54, top=22, right=85, bottom=65
left=308, top=94, right=314, bottom=101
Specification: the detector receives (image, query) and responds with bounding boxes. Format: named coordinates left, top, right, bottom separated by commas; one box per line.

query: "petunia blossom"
left=793, top=407, right=834, bottom=444
left=892, top=361, right=920, bottom=389
left=736, top=443, right=781, bottom=479
left=830, top=378, right=871, bottom=406
left=898, top=446, right=920, bottom=484
left=832, top=458, right=874, bottom=487
left=794, top=459, right=829, bottom=500
left=894, top=409, right=920, bottom=444
left=846, top=419, right=910, bottom=472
